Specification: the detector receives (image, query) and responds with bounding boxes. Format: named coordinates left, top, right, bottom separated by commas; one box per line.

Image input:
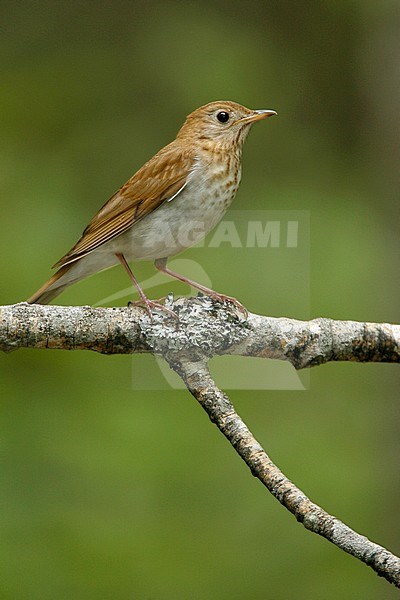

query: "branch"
left=170, top=358, right=400, bottom=588
left=2, top=297, right=400, bottom=587
left=1, top=299, right=400, bottom=369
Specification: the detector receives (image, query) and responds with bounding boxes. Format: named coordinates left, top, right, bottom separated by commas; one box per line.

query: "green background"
left=1, top=1, right=399, bottom=598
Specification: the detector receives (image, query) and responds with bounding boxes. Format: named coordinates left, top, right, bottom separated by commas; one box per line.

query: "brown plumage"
left=28, top=100, right=276, bottom=312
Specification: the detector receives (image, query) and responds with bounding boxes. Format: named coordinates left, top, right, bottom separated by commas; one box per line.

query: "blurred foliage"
left=1, top=1, right=399, bottom=598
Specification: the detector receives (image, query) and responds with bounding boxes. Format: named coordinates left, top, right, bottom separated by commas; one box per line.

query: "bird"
left=27, top=100, right=277, bottom=314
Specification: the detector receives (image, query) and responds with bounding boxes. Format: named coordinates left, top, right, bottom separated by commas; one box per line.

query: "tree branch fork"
left=2, top=297, right=400, bottom=587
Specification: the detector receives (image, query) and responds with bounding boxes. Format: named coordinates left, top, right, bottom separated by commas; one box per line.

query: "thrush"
left=28, top=101, right=276, bottom=314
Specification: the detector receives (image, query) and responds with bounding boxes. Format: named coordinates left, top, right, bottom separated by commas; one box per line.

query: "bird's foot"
left=203, top=292, right=248, bottom=318
left=128, top=297, right=178, bottom=320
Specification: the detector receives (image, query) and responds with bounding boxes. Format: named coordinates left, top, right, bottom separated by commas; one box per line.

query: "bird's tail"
left=27, top=264, right=76, bottom=304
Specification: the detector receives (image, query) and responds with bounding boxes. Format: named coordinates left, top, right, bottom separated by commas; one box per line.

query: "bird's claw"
left=206, top=292, right=248, bottom=318
left=128, top=298, right=179, bottom=320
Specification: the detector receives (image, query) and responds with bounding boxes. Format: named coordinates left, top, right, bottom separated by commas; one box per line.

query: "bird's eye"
left=217, top=111, right=230, bottom=123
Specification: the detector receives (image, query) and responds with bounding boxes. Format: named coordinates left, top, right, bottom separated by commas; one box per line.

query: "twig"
left=170, top=358, right=400, bottom=588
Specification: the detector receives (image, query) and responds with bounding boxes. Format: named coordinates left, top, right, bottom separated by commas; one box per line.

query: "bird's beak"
left=234, top=109, right=277, bottom=126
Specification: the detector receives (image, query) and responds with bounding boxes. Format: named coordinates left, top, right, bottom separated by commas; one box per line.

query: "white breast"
left=105, top=152, right=242, bottom=261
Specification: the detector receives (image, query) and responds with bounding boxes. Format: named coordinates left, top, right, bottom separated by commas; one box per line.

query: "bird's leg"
left=154, top=257, right=248, bottom=316
left=116, top=254, right=177, bottom=318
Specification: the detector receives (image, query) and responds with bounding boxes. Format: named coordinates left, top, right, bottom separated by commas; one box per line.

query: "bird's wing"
left=53, top=143, right=195, bottom=268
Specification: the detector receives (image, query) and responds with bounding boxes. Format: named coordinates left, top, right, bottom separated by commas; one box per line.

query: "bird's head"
left=176, top=100, right=277, bottom=147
